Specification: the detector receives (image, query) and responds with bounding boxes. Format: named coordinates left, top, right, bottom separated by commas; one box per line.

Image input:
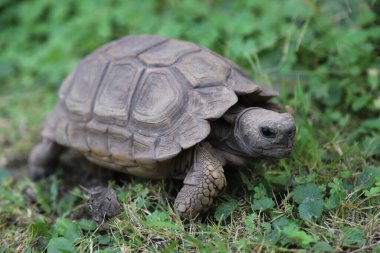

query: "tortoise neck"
left=206, top=119, right=254, bottom=166
left=207, top=119, right=233, bottom=143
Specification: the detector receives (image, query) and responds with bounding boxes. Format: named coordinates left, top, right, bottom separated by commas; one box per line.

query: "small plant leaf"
left=28, top=220, right=50, bottom=240
left=352, top=94, right=371, bottom=111
left=325, top=179, right=346, bottom=210
left=364, top=186, right=380, bottom=197
left=239, top=172, right=255, bottom=191
left=47, top=237, right=77, bottom=253
left=95, top=235, right=113, bottom=246
left=0, top=169, right=10, bottom=183
left=77, top=219, right=97, bottom=231
left=35, top=183, right=52, bottom=214
left=282, top=224, right=319, bottom=248
left=325, top=190, right=345, bottom=210
left=373, top=244, right=380, bottom=253
left=252, top=197, right=275, bottom=211
left=243, top=213, right=257, bottom=233
left=356, top=166, right=380, bottom=189
left=342, top=227, right=365, bottom=247
left=214, top=199, right=239, bottom=221
left=53, top=218, right=81, bottom=243
left=312, top=242, right=334, bottom=253
left=298, top=199, right=323, bottom=220
left=147, top=210, right=170, bottom=222
left=293, top=183, right=324, bottom=220
left=57, top=193, right=78, bottom=217
left=293, top=184, right=323, bottom=204
left=272, top=216, right=290, bottom=230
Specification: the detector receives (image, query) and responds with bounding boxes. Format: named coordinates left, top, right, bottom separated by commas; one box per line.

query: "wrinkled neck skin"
left=207, top=118, right=257, bottom=167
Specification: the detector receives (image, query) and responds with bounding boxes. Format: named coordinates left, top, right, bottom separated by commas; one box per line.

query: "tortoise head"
left=234, top=108, right=296, bottom=158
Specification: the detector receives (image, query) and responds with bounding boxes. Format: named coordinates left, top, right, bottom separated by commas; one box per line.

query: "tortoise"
left=28, top=35, right=296, bottom=219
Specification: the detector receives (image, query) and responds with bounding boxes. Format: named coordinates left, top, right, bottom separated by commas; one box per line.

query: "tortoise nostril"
left=260, top=127, right=276, bottom=139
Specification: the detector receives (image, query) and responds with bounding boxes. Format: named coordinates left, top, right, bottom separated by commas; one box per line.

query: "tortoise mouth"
left=270, top=148, right=292, bottom=157
left=251, top=146, right=293, bottom=158
left=262, top=145, right=293, bottom=150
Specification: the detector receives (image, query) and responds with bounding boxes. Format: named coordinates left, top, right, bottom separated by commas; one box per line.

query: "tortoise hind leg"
left=28, top=139, right=64, bottom=180
left=174, top=143, right=226, bottom=219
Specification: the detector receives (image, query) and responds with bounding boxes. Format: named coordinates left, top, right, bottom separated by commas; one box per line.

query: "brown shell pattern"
left=43, top=35, right=277, bottom=166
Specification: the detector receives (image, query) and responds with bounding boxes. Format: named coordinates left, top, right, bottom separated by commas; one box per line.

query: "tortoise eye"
left=287, top=127, right=296, bottom=137
left=260, top=127, right=276, bottom=139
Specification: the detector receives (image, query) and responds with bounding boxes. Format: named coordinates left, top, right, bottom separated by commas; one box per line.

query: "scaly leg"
left=174, top=143, right=226, bottom=219
left=28, top=139, right=63, bottom=179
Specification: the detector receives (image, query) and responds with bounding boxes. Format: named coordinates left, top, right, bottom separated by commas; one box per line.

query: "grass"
left=1, top=0, right=380, bottom=252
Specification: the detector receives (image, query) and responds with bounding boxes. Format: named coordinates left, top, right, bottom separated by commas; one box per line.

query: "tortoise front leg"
left=28, top=139, right=63, bottom=180
left=174, top=143, right=226, bottom=219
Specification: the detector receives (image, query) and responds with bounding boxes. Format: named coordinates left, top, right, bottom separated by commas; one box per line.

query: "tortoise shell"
left=42, top=35, right=278, bottom=167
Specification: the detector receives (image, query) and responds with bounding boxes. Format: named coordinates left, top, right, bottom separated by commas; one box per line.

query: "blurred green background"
left=1, top=0, right=380, bottom=252
left=1, top=0, right=379, bottom=159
